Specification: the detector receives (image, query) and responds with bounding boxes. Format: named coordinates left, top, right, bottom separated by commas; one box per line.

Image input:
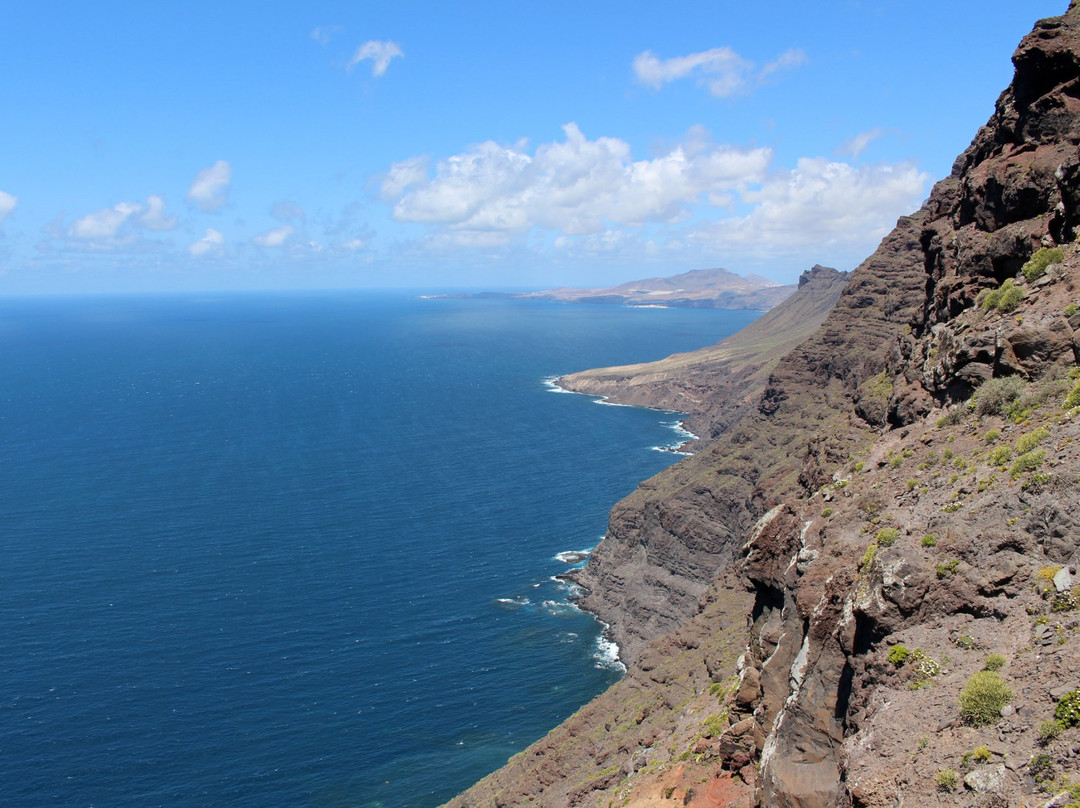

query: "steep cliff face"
left=445, top=4, right=1080, bottom=806
left=557, top=265, right=849, bottom=446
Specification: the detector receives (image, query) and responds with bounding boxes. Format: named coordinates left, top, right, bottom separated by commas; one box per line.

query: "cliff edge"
left=445, top=3, right=1080, bottom=806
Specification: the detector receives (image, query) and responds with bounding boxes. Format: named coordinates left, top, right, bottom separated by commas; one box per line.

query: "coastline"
left=543, top=374, right=699, bottom=454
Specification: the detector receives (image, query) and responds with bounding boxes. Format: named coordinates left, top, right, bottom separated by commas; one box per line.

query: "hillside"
left=555, top=265, right=848, bottom=445
left=444, top=3, right=1080, bottom=806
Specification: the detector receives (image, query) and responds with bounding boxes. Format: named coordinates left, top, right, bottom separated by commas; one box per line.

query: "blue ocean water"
left=0, top=293, right=758, bottom=808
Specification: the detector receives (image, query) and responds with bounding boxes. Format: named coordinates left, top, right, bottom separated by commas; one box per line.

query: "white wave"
left=541, top=599, right=582, bottom=617
left=549, top=576, right=585, bottom=598
left=494, top=596, right=530, bottom=610
left=594, top=634, right=626, bottom=672
left=541, top=375, right=574, bottom=393
left=554, top=548, right=591, bottom=564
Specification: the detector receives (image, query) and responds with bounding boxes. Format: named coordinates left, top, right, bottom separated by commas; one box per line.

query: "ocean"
left=0, top=292, right=759, bottom=807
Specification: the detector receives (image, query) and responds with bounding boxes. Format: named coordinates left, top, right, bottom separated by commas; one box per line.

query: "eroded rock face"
left=443, top=4, right=1080, bottom=807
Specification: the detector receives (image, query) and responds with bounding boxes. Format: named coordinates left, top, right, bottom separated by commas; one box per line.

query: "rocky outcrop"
left=444, top=4, right=1080, bottom=807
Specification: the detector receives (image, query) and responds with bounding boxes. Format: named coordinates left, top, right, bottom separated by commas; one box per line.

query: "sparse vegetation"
left=1010, top=448, right=1047, bottom=478
left=1066, top=302, right=1080, bottom=317
left=974, top=375, right=1025, bottom=417
left=1016, top=427, right=1051, bottom=455
left=979, top=278, right=1025, bottom=313
left=984, top=428, right=1001, bottom=444
left=875, top=527, right=899, bottom=547
left=984, top=653, right=1006, bottom=671
left=921, top=534, right=937, bottom=547
left=989, top=445, right=1013, bottom=466
left=937, top=559, right=960, bottom=578
left=887, top=644, right=911, bottom=668
left=935, top=769, right=959, bottom=792
left=1022, top=246, right=1064, bottom=282
left=959, top=670, right=1012, bottom=726
left=1037, top=718, right=1064, bottom=745
left=972, top=743, right=992, bottom=763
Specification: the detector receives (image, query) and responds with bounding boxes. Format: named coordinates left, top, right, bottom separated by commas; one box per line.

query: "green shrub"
left=1016, top=427, right=1051, bottom=455
left=984, top=428, right=1001, bottom=444
left=886, top=644, right=911, bottom=668
left=1022, top=246, right=1064, bottom=282
left=956, top=634, right=976, bottom=650
left=1065, top=302, right=1079, bottom=317
left=937, top=559, right=960, bottom=578
left=875, top=527, right=900, bottom=547
left=1037, top=718, right=1063, bottom=745
left=984, top=653, right=1007, bottom=671
left=989, top=445, right=1013, bottom=466
left=821, top=507, right=833, bottom=518
left=1009, top=448, right=1046, bottom=479
left=959, top=670, right=1013, bottom=725
left=921, top=534, right=937, bottom=547
left=935, top=769, right=959, bottom=792
left=972, top=743, right=992, bottom=763
left=1065, top=379, right=1080, bottom=409
left=980, top=278, right=1025, bottom=312
left=974, top=375, right=1025, bottom=417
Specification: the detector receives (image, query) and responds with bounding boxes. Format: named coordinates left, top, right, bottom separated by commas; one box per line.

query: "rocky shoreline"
left=444, top=4, right=1080, bottom=806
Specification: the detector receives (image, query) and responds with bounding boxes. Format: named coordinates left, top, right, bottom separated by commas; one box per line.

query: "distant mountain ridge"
left=430, top=268, right=796, bottom=310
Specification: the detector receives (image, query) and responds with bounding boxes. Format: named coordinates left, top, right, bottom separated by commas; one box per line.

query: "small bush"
left=1065, top=302, right=1079, bottom=317
left=886, top=644, right=911, bottom=668
left=959, top=670, right=1013, bottom=726
left=876, top=527, right=900, bottom=547
left=975, top=375, right=1025, bottom=417
left=984, top=428, right=1001, bottom=444
left=1052, top=590, right=1080, bottom=613
left=1009, top=448, right=1046, bottom=478
left=1065, top=379, right=1080, bottom=409
left=937, top=559, right=960, bottom=578
left=972, top=743, right=992, bottom=763
left=1037, top=718, right=1063, bottom=745
left=921, top=534, right=937, bottom=547
left=821, top=507, right=833, bottom=517
left=1016, top=427, right=1051, bottom=455
left=956, top=634, right=976, bottom=650
left=1022, top=246, right=1064, bottom=282
left=980, top=278, right=1025, bottom=313
left=984, top=653, right=1007, bottom=671
left=935, top=769, right=959, bottom=792
left=937, top=408, right=964, bottom=427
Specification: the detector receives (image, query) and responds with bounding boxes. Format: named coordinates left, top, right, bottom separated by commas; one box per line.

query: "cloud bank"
left=0, top=190, right=16, bottom=225
left=382, top=123, right=771, bottom=241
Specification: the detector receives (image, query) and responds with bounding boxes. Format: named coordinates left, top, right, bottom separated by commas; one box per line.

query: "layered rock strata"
left=445, top=4, right=1080, bottom=806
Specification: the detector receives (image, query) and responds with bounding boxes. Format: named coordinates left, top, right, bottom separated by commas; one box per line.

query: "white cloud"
left=843, top=128, right=885, bottom=161
left=347, top=40, right=403, bottom=77
left=187, top=228, right=225, bottom=257
left=633, top=46, right=803, bottom=98
left=139, top=195, right=177, bottom=230
left=383, top=123, right=771, bottom=236
left=187, top=160, right=232, bottom=211
left=689, top=157, right=929, bottom=254
left=0, top=190, right=16, bottom=224
left=311, top=25, right=342, bottom=46
left=69, top=202, right=142, bottom=240
left=253, top=224, right=294, bottom=247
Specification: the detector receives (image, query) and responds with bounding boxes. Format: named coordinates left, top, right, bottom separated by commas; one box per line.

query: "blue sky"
left=0, top=0, right=1067, bottom=294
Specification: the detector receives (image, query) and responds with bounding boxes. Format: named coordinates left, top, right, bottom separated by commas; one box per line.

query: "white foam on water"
left=593, top=634, right=626, bottom=672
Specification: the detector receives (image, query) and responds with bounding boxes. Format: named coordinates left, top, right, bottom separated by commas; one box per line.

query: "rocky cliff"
left=556, top=265, right=849, bottom=447
left=445, top=3, right=1080, bottom=806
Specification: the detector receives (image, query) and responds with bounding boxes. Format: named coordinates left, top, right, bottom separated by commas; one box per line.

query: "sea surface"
left=0, top=292, right=759, bottom=808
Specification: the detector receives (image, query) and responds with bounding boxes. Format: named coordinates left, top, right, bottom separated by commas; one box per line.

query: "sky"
left=0, top=0, right=1068, bottom=294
